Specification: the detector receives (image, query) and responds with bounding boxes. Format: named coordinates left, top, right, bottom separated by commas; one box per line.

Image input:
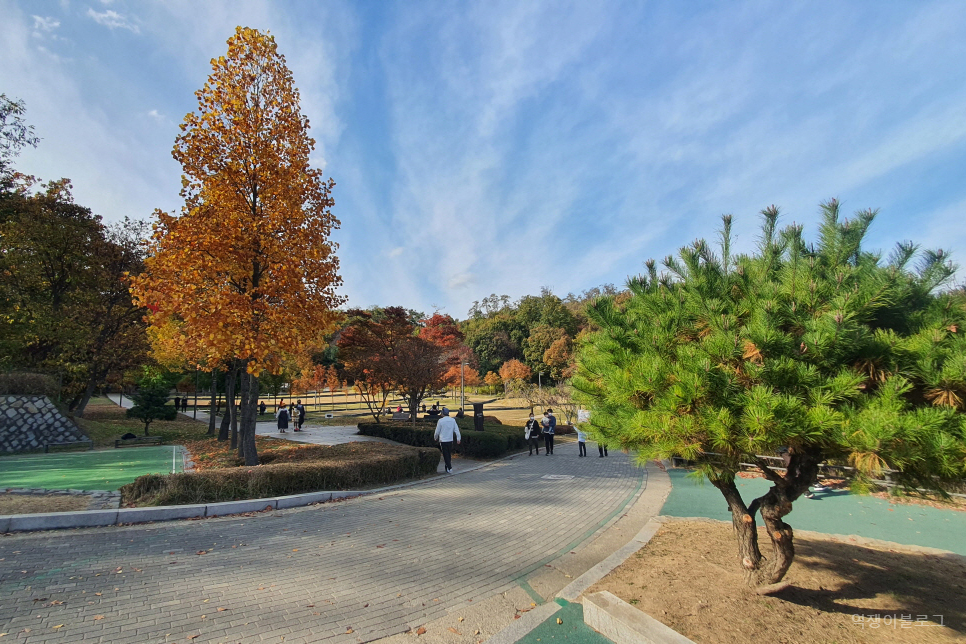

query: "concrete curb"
left=583, top=591, right=696, bottom=644
left=0, top=445, right=536, bottom=533
left=483, top=602, right=563, bottom=644
left=5, top=509, right=119, bottom=532
left=0, top=489, right=370, bottom=532
left=557, top=516, right=667, bottom=602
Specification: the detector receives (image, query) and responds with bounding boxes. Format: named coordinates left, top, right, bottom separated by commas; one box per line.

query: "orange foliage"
left=443, top=364, right=481, bottom=388
left=499, top=358, right=531, bottom=383
left=131, top=27, right=344, bottom=376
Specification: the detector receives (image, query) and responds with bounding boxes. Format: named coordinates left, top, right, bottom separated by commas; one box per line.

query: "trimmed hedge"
left=0, top=372, right=59, bottom=398
left=120, top=446, right=440, bottom=506
left=359, top=421, right=526, bottom=458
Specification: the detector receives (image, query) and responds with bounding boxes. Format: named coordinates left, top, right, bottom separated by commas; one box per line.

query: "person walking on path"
left=577, top=427, right=588, bottom=457
left=433, top=407, right=461, bottom=474
left=174, top=396, right=181, bottom=413
left=524, top=414, right=542, bottom=455
left=294, top=400, right=306, bottom=431
left=598, top=442, right=608, bottom=457
left=259, top=400, right=267, bottom=416
left=182, top=396, right=188, bottom=413
left=275, top=403, right=290, bottom=433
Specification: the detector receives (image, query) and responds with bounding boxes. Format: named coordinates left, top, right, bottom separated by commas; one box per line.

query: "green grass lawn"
left=78, top=397, right=213, bottom=448
left=0, top=446, right=182, bottom=492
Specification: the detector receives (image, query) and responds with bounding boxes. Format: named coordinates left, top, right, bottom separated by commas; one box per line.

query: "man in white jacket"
left=433, top=407, right=462, bottom=474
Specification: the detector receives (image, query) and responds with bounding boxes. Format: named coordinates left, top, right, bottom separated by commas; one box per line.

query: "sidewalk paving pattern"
left=662, top=469, right=966, bottom=555
left=0, top=442, right=646, bottom=643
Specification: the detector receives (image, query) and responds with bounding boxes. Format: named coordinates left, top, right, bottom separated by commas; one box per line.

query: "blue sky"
left=3, top=1, right=966, bottom=318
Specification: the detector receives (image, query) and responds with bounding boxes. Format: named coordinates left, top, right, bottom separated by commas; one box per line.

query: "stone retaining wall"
left=0, top=395, right=88, bottom=453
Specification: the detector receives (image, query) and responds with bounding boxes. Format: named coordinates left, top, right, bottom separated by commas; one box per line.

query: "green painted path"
left=516, top=599, right=613, bottom=644
left=0, top=446, right=182, bottom=491
left=662, top=469, right=966, bottom=555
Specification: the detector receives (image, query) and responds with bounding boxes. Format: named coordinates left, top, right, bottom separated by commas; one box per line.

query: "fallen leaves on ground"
left=415, top=626, right=426, bottom=635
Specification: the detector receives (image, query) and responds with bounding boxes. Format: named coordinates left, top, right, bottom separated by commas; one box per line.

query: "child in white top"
left=576, top=428, right=588, bottom=457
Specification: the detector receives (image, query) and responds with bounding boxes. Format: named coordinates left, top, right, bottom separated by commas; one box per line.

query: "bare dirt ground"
left=590, top=519, right=966, bottom=644
left=0, top=493, right=90, bottom=515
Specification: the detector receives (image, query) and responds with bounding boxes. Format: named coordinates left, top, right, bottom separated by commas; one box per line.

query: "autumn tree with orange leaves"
left=131, top=27, right=344, bottom=465
left=498, top=358, right=531, bottom=392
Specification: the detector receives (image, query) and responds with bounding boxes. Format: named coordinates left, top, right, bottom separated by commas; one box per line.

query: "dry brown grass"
left=0, top=494, right=90, bottom=515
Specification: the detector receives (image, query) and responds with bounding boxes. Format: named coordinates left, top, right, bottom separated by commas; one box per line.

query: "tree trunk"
left=230, top=374, right=240, bottom=453
left=238, top=368, right=259, bottom=466
left=712, top=449, right=822, bottom=587
left=220, top=367, right=236, bottom=444
left=73, top=377, right=98, bottom=418
left=208, top=370, right=218, bottom=436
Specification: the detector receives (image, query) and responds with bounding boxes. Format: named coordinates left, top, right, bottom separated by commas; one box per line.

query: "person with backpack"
left=275, top=402, right=290, bottom=433
left=524, top=414, right=542, bottom=455
left=294, top=399, right=306, bottom=431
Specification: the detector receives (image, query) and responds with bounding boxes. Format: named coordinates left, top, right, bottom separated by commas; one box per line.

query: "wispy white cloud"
left=32, top=15, right=59, bottom=31
left=86, top=8, right=139, bottom=33
left=4, top=0, right=966, bottom=314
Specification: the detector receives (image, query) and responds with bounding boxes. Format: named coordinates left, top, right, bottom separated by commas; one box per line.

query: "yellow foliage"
left=131, top=27, right=344, bottom=375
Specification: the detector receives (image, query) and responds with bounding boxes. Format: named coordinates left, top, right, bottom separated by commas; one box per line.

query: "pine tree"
left=574, top=201, right=966, bottom=587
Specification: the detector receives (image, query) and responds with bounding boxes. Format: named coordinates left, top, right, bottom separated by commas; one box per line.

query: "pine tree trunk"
left=238, top=368, right=259, bottom=466
left=712, top=450, right=822, bottom=587
left=208, top=370, right=218, bottom=437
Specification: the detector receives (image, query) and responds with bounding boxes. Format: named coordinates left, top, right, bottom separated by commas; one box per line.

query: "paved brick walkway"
left=0, top=443, right=647, bottom=643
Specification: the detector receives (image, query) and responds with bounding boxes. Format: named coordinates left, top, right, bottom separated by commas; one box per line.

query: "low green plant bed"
left=119, top=442, right=440, bottom=506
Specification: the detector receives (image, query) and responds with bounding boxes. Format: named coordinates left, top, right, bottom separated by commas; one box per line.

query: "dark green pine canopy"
left=573, top=201, right=966, bottom=585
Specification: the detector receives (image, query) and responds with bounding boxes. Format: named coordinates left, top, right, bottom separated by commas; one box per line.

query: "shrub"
left=120, top=445, right=440, bottom=506
left=358, top=421, right=526, bottom=458
left=0, top=372, right=59, bottom=398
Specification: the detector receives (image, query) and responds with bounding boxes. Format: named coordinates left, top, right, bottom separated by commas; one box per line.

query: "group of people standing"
left=524, top=408, right=558, bottom=455
left=525, top=409, right=608, bottom=457
left=274, top=400, right=307, bottom=433
left=172, top=396, right=189, bottom=413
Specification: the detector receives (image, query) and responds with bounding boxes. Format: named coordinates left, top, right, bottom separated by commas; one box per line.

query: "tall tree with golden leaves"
left=131, top=27, right=344, bottom=465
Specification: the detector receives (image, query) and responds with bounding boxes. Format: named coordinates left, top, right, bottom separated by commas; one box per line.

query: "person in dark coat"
left=174, top=396, right=181, bottom=412
left=275, top=403, right=290, bottom=433
left=294, top=400, right=306, bottom=431
left=524, top=414, right=542, bottom=455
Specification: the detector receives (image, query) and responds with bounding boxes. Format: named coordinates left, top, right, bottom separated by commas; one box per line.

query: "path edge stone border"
left=555, top=515, right=696, bottom=644
left=0, top=446, right=537, bottom=534
left=583, top=591, right=696, bottom=644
